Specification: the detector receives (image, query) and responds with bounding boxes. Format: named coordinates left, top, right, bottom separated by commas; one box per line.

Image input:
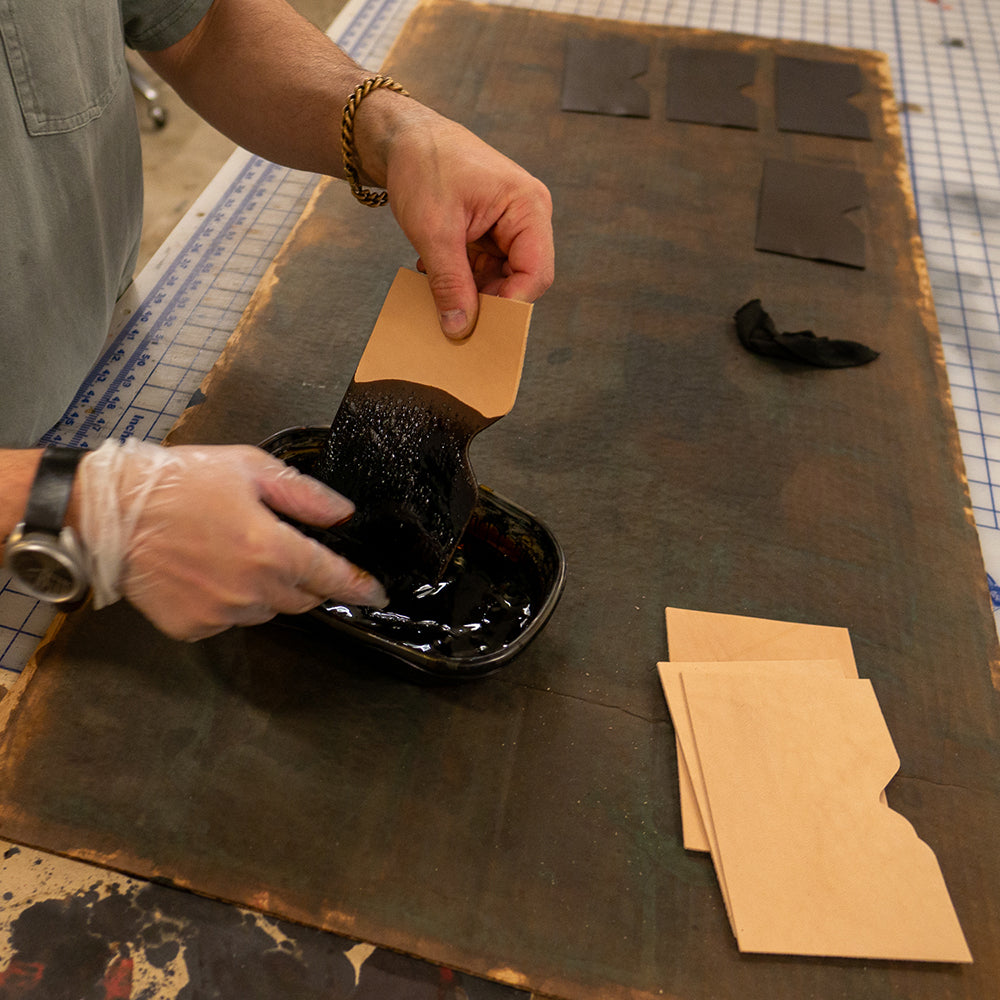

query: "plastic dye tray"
left=260, top=427, right=566, bottom=680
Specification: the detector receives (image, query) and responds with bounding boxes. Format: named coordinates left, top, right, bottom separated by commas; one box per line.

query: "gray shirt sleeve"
left=121, top=0, right=216, bottom=51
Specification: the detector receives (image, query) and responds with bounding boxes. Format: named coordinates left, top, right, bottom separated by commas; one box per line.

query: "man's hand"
left=383, top=109, right=554, bottom=339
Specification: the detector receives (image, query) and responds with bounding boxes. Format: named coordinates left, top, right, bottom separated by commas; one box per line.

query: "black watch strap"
left=23, top=446, right=88, bottom=535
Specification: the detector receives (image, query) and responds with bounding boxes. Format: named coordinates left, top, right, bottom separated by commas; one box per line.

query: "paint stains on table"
left=0, top=842, right=526, bottom=999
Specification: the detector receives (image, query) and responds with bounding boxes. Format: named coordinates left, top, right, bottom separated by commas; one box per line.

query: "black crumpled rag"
left=734, top=299, right=879, bottom=368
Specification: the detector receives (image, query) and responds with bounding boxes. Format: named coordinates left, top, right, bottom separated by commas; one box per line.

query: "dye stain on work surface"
left=0, top=844, right=525, bottom=1000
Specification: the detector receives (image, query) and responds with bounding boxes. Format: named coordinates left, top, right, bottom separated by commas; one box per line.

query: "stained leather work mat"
left=2, top=3, right=999, bottom=998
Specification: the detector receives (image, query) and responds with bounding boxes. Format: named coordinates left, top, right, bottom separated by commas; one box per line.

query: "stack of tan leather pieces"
left=658, top=607, right=972, bottom=963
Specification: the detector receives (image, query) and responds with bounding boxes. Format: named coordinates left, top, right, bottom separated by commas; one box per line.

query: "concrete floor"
left=131, top=0, right=349, bottom=271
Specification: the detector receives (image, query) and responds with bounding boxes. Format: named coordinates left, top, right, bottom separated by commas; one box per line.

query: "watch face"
left=7, top=544, right=84, bottom=602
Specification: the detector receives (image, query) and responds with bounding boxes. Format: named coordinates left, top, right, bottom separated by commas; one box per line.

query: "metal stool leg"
left=127, top=58, right=168, bottom=128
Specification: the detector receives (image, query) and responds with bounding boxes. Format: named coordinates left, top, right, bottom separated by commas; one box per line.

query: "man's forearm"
left=140, top=0, right=414, bottom=184
left=143, top=0, right=555, bottom=338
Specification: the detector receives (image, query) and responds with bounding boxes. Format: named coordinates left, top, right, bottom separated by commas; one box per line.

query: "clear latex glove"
left=76, top=439, right=387, bottom=641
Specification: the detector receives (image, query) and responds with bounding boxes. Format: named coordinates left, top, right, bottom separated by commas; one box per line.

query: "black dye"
left=319, top=518, right=539, bottom=660
left=265, top=427, right=563, bottom=676
left=311, top=379, right=492, bottom=597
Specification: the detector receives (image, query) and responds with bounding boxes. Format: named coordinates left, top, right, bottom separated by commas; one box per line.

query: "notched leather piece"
left=561, top=36, right=651, bottom=118
left=755, top=158, right=867, bottom=268
left=775, top=55, right=871, bottom=139
left=666, top=47, right=758, bottom=129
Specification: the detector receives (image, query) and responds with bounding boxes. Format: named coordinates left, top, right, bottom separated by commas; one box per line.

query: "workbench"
left=2, top=0, right=1000, bottom=996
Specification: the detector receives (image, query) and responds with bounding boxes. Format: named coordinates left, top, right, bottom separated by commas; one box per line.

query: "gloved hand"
left=76, top=438, right=387, bottom=641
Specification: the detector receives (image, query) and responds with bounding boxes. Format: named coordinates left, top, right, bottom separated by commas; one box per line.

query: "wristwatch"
left=3, top=445, right=90, bottom=607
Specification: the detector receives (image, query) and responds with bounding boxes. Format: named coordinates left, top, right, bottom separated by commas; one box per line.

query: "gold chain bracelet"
left=341, top=75, right=409, bottom=207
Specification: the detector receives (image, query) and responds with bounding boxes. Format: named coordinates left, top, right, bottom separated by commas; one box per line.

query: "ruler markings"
left=39, top=159, right=314, bottom=450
